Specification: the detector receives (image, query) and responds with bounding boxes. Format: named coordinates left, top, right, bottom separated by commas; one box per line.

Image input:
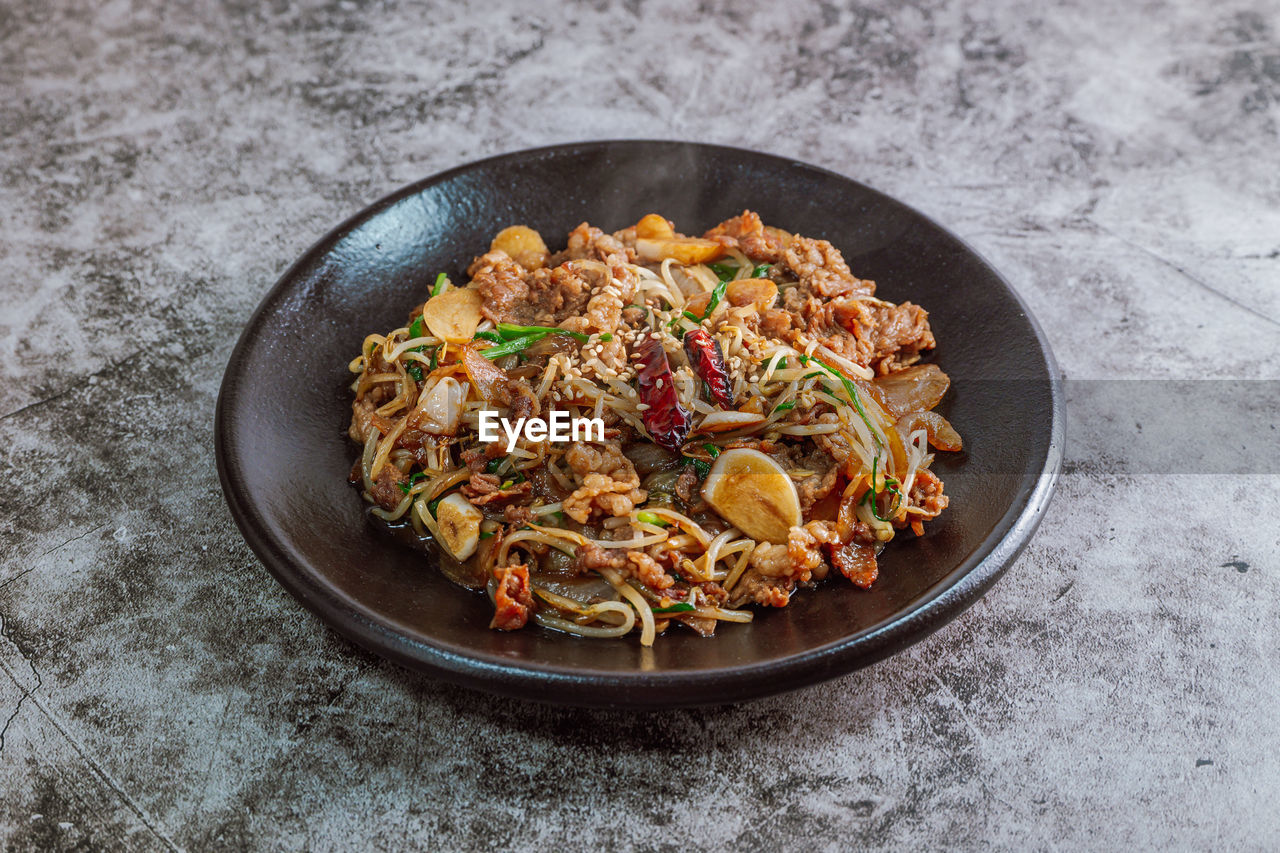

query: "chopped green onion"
left=431, top=272, right=447, bottom=297
left=702, top=443, right=721, bottom=458
left=636, top=511, right=669, bottom=527
left=408, top=316, right=424, bottom=339
left=485, top=457, right=507, bottom=474
left=773, top=401, right=795, bottom=413
left=702, top=278, right=728, bottom=320
left=429, top=347, right=439, bottom=370
left=599, top=333, right=613, bottom=342
left=407, top=364, right=423, bottom=382
left=478, top=531, right=495, bottom=540
left=481, top=336, right=538, bottom=359
left=652, top=601, right=695, bottom=614
left=709, top=262, right=739, bottom=281
left=500, top=479, right=515, bottom=490
left=798, top=355, right=882, bottom=449
left=861, top=456, right=902, bottom=522
left=473, top=330, right=504, bottom=343
left=496, top=323, right=591, bottom=344
left=752, top=264, right=771, bottom=278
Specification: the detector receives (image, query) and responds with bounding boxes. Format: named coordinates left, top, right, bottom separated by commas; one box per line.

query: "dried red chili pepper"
left=635, top=337, right=691, bottom=451
left=682, top=328, right=734, bottom=409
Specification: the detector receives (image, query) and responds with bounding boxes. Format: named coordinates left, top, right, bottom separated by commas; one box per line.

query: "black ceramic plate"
left=215, top=141, right=1062, bottom=709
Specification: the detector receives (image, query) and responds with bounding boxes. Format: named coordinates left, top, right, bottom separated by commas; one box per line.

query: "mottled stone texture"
left=1, top=0, right=1278, bottom=849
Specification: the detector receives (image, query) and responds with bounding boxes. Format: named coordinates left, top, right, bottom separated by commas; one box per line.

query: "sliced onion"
left=459, top=343, right=512, bottom=405
left=869, top=364, right=950, bottom=418
left=409, top=376, right=463, bottom=434
left=895, top=410, right=962, bottom=452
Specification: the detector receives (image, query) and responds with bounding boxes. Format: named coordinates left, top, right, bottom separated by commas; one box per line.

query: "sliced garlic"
left=435, top=493, right=483, bottom=561
left=422, top=286, right=483, bottom=343
left=634, top=214, right=675, bottom=240
left=489, top=225, right=549, bottom=270
left=634, top=236, right=726, bottom=265
left=701, top=448, right=801, bottom=544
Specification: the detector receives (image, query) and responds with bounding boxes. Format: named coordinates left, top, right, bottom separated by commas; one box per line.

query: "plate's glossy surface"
left=215, top=141, right=1062, bottom=709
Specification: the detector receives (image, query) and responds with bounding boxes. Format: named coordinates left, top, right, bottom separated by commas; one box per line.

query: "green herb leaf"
left=431, top=272, right=447, bottom=297
left=406, top=364, right=423, bottom=382
left=429, top=347, right=439, bottom=370
left=599, top=333, right=613, bottom=342
left=752, top=264, right=771, bottom=278
left=500, top=479, right=515, bottom=490
left=485, top=457, right=507, bottom=474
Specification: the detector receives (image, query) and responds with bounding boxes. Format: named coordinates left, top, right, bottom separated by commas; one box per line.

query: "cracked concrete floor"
left=2, top=0, right=1278, bottom=849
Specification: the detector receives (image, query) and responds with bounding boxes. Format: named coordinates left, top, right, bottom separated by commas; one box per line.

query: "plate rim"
left=214, top=139, right=1064, bottom=709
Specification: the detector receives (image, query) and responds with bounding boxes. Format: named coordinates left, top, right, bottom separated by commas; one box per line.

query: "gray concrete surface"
left=2, top=0, right=1278, bottom=849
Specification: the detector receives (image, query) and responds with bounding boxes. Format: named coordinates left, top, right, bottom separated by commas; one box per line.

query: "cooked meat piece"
left=562, top=443, right=648, bottom=523
left=794, top=450, right=840, bottom=513
left=674, top=464, right=701, bottom=507
left=348, top=396, right=392, bottom=445
left=779, top=236, right=876, bottom=299
left=703, top=210, right=789, bottom=263
left=490, top=563, right=535, bottom=630
left=461, top=442, right=505, bottom=474
left=368, top=463, right=407, bottom=511
left=626, top=551, right=675, bottom=591
left=503, top=504, right=536, bottom=527
left=470, top=250, right=534, bottom=325
left=866, top=302, right=936, bottom=375
left=830, top=543, right=878, bottom=588
left=730, top=567, right=794, bottom=607
left=507, top=377, right=541, bottom=422
left=789, top=520, right=839, bottom=583
left=461, top=472, right=533, bottom=506
left=757, top=307, right=793, bottom=339
left=564, top=475, right=646, bottom=523
left=552, top=222, right=632, bottom=265
left=907, top=469, right=948, bottom=519
left=571, top=542, right=628, bottom=573
left=523, top=263, right=595, bottom=325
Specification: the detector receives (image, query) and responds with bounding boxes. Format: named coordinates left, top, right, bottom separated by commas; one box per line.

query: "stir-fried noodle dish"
left=348, top=212, right=961, bottom=646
